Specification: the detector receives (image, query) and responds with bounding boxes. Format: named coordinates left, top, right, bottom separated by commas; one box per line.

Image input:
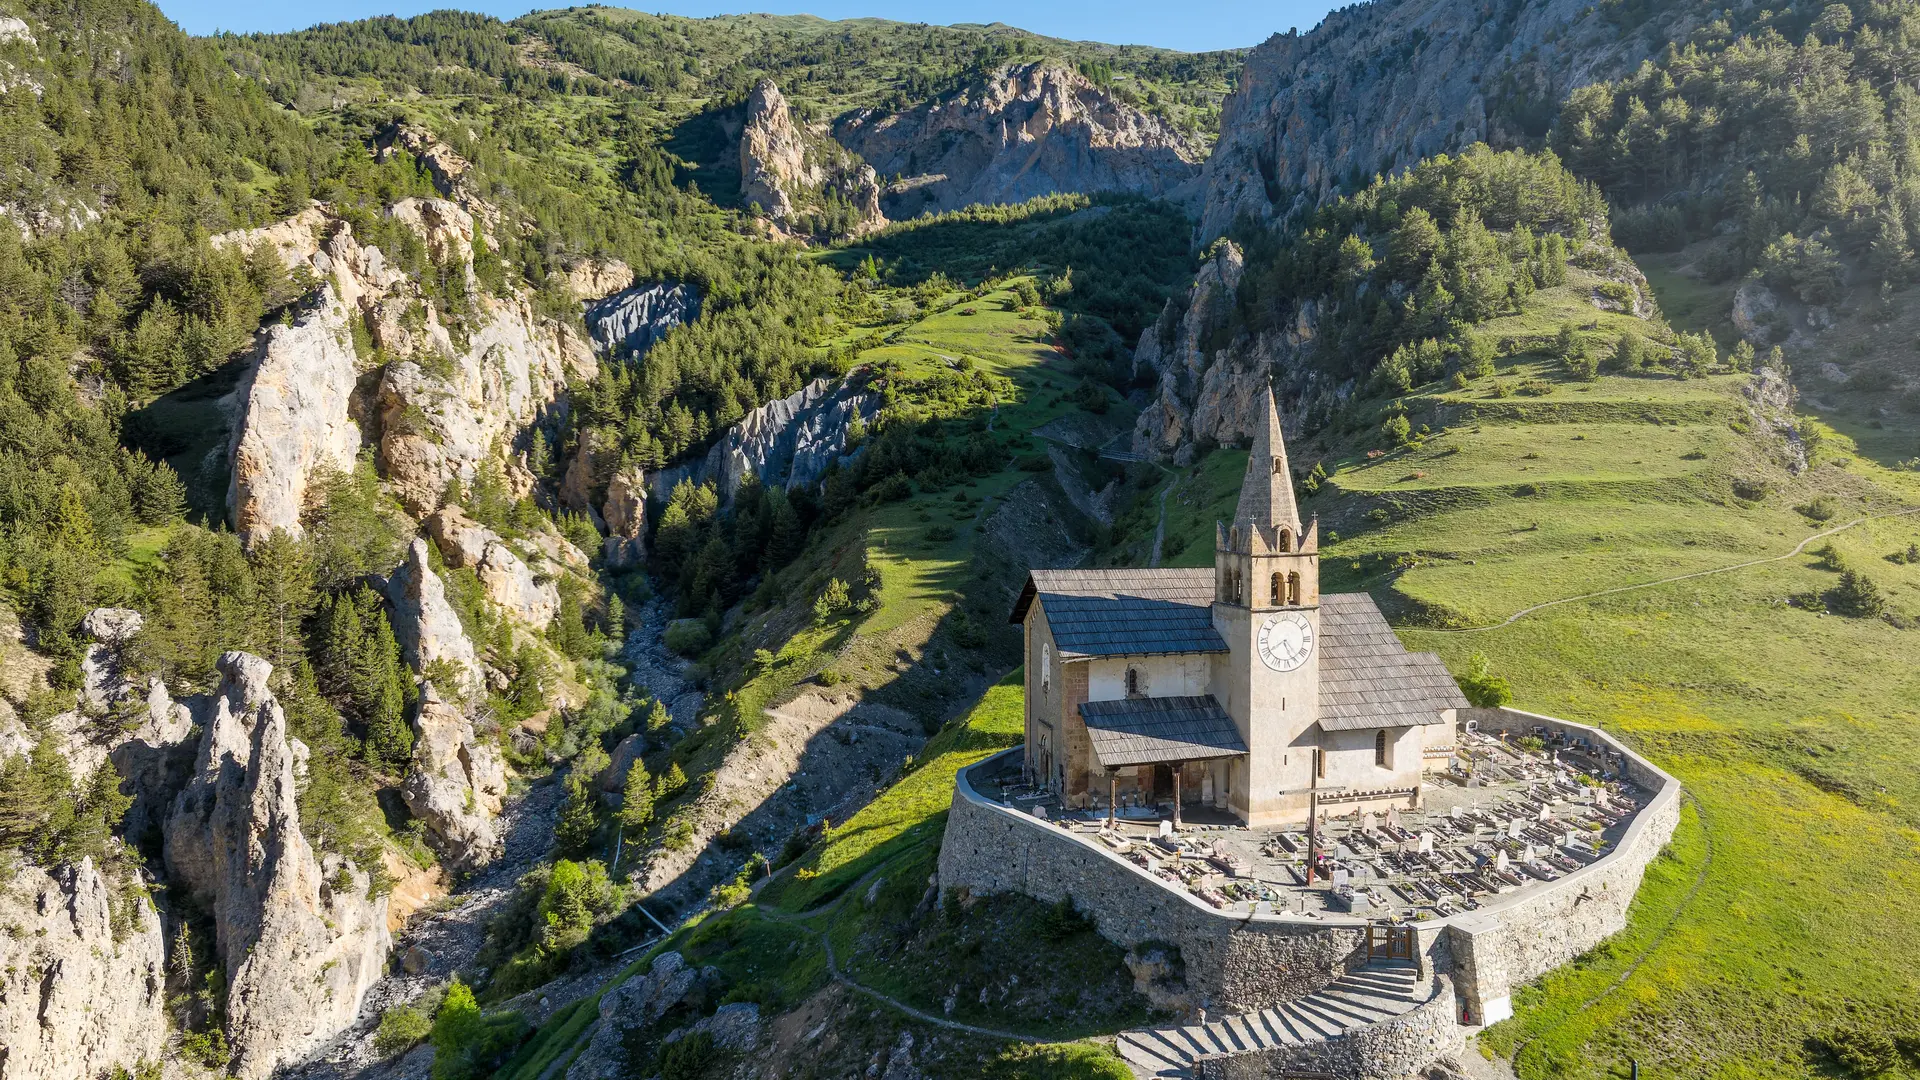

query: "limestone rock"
left=51, top=608, right=192, bottom=781
left=559, top=257, right=635, bottom=302
left=560, top=430, right=612, bottom=530
left=386, top=196, right=474, bottom=265
left=1196, top=0, right=1690, bottom=241
left=662, top=1001, right=760, bottom=1053
left=584, top=281, right=699, bottom=358
left=649, top=376, right=879, bottom=503
left=378, top=121, right=474, bottom=204
left=0, top=15, right=35, bottom=45
left=163, top=652, right=391, bottom=1080
left=427, top=507, right=562, bottom=630
left=601, top=465, right=647, bottom=571
left=0, top=859, right=168, bottom=1080
left=739, top=79, right=808, bottom=221
left=738, top=79, right=887, bottom=235
left=564, top=952, right=716, bottom=1080
left=1732, top=281, right=1780, bottom=345
left=836, top=61, right=1200, bottom=219
left=225, top=287, right=363, bottom=540
left=401, top=688, right=507, bottom=871
left=386, top=538, right=484, bottom=699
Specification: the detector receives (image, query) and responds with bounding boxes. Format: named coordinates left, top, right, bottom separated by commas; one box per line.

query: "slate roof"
left=1078, top=696, right=1248, bottom=768
left=1010, top=568, right=1227, bottom=658
left=1317, top=593, right=1468, bottom=731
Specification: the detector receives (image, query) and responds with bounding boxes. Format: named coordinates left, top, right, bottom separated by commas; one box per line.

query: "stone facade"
left=941, top=706, right=1680, bottom=1042
left=1193, top=977, right=1462, bottom=1080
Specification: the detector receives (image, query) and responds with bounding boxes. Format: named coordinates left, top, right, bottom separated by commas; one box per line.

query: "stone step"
left=1220, top=1013, right=1261, bottom=1052
left=1341, top=968, right=1422, bottom=991
left=1116, top=1032, right=1191, bottom=1077
left=1301, top=991, right=1391, bottom=1027
left=1259, top=1006, right=1310, bottom=1046
left=1252, top=1008, right=1303, bottom=1047
left=1279, top=998, right=1347, bottom=1039
left=1288, top=995, right=1358, bottom=1036
left=1316, top=987, right=1413, bottom=1021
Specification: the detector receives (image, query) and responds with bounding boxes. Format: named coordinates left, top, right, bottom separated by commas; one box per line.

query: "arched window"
left=1272, top=458, right=1284, bottom=475
left=1269, top=572, right=1282, bottom=605
left=1279, top=528, right=1292, bottom=552
left=1126, top=667, right=1141, bottom=696
left=1375, top=729, right=1389, bottom=768
left=1287, top=572, right=1302, bottom=605
left=1041, top=643, right=1052, bottom=692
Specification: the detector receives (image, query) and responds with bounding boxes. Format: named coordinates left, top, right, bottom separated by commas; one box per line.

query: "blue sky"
left=154, top=0, right=1338, bottom=52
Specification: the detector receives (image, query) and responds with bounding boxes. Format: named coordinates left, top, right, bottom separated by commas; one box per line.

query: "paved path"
left=1424, top=506, right=1920, bottom=634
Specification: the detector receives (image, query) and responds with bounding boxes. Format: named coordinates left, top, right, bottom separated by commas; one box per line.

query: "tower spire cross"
left=1232, top=386, right=1301, bottom=535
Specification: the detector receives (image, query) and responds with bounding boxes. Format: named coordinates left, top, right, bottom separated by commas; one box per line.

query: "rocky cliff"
left=385, top=537, right=485, bottom=700
left=647, top=375, right=879, bottom=503
left=584, top=281, right=700, bottom=358
left=401, top=687, right=508, bottom=873
left=739, top=78, right=886, bottom=235
left=164, top=652, right=391, bottom=1080
left=0, top=859, right=169, bottom=1080
left=1195, top=0, right=1687, bottom=241
left=214, top=192, right=596, bottom=533
left=836, top=61, right=1202, bottom=220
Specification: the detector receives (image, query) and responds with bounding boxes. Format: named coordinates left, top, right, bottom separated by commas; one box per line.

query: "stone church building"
left=1011, top=390, right=1466, bottom=826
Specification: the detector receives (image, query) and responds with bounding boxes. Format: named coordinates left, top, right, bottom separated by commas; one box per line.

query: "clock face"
left=1257, top=612, right=1315, bottom=672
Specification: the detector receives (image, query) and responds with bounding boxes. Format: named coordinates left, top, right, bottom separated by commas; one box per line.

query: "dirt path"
left=1148, top=472, right=1177, bottom=568
left=1425, top=506, right=1920, bottom=634
left=754, top=872, right=1042, bottom=1045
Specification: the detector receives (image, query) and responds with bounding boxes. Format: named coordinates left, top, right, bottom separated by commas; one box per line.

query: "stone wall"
left=1194, top=978, right=1462, bottom=1080
left=940, top=706, right=1680, bottom=1033
left=941, top=778, right=1362, bottom=1014
left=1442, top=708, right=1682, bottom=1024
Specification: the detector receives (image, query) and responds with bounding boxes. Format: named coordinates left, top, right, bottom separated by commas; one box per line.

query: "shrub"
left=816, top=667, right=843, bottom=687
left=1382, top=414, right=1412, bottom=446
left=1796, top=496, right=1839, bottom=522
left=1828, top=570, right=1888, bottom=618
left=430, top=979, right=526, bottom=1080
left=813, top=578, right=851, bottom=622
left=1455, top=654, right=1514, bottom=708
left=1811, top=1025, right=1902, bottom=1077
left=656, top=1030, right=719, bottom=1080
left=664, top=619, right=712, bottom=656
left=374, top=1003, right=433, bottom=1059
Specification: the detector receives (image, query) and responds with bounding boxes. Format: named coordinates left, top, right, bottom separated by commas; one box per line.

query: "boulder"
left=661, top=1001, right=760, bottom=1054
left=1732, top=281, right=1780, bottom=345
left=0, top=858, right=168, bottom=1080
left=402, top=687, right=507, bottom=871
left=564, top=952, right=716, bottom=1080
left=163, top=652, right=391, bottom=1080
left=386, top=538, right=484, bottom=699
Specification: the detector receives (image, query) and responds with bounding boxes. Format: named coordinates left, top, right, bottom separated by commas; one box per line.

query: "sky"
left=153, top=0, right=1340, bottom=53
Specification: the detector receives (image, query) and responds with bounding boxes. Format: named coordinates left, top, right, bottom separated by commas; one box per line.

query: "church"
left=1010, top=390, right=1467, bottom=827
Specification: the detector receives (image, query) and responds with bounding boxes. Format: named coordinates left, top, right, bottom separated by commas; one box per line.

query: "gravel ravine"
left=283, top=773, right=567, bottom=1079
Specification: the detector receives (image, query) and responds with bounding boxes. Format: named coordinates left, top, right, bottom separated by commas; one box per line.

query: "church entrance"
left=1150, top=764, right=1174, bottom=802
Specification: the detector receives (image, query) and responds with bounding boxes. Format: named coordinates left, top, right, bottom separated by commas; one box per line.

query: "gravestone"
left=1386, top=806, right=1402, bottom=829
left=1449, top=805, right=1464, bottom=820
left=1360, top=811, right=1378, bottom=832
left=1494, top=849, right=1509, bottom=872
left=1418, top=832, right=1434, bottom=854
left=1158, top=820, right=1173, bottom=838
left=1507, top=818, right=1525, bottom=839
left=1032, top=805, right=1047, bottom=819
left=1331, top=869, right=1350, bottom=888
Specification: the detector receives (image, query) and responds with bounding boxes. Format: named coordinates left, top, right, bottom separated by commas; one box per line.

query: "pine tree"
left=555, top=745, right=610, bottom=854
left=617, top=760, right=654, bottom=842
left=247, top=529, right=317, bottom=679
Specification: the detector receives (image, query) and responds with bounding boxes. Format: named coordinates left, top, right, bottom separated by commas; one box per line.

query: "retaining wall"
left=939, top=706, right=1680, bottom=1030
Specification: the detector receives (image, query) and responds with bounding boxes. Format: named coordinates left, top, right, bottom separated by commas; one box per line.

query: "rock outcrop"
left=1130, top=241, right=1299, bottom=460
left=41, top=607, right=193, bottom=780
left=386, top=537, right=485, bottom=699
left=739, top=79, right=886, bottom=235
left=163, top=652, right=391, bottom=1080
left=584, top=281, right=699, bottom=358
left=649, top=375, right=879, bottom=502
left=566, top=952, right=717, bottom=1080
left=225, top=287, right=363, bottom=540
left=427, top=507, right=563, bottom=631
left=836, top=61, right=1201, bottom=220
left=0, top=859, right=168, bottom=1080
left=401, top=687, right=507, bottom=871
left=600, top=464, right=647, bottom=570
left=1195, top=0, right=1689, bottom=240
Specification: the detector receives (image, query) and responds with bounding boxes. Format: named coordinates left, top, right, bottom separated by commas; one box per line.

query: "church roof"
left=1010, top=568, right=1228, bottom=658
left=1233, top=387, right=1302, bottom=534
left=1078, top=695, right=1247, bottom=767
left=1317, top=593, right=1469, bottom=731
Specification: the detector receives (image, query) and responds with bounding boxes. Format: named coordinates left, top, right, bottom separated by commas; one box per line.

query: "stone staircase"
left=1115, top=964, right=1429, bottom=1079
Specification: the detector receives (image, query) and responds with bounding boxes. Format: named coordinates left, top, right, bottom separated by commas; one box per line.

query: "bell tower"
left=1212, top=387, right=1321, bottom=825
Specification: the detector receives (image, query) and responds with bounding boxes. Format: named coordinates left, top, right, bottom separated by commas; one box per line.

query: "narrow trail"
left=1149, top=473, right=1176, bottom=568
left=753, top=867, right=1043, bottom=1044
left=1419, top=506, right=1920, bottom=634
left=1506, top=793, right=1716, bottom=1068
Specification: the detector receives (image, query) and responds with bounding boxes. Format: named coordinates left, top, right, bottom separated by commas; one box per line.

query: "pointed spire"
left=1233, top=387, right=1301, bottom=533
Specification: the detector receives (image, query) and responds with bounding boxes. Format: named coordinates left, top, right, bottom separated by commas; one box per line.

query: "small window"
left=1126, top=667, right=1141, bottom=696
left=1041, top=643, right=1052, bottom=692
left=1288, top=572, right=1302, bottom=605
left=1316, top=747, right=1327, bottom=779
left=1375, top=729, right=1389, bottom=768
left=1279, top=528, right=1292, bottom=552
left=1270, top=572, right=1282, bottom=605
left=1272, top=458, right=1284, bottom=475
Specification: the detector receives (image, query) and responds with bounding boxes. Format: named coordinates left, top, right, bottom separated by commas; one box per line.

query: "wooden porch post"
left=1306, top=748, right=1321, bottom=885
left=1107, top=768, right=1117, bottom=831
left=1172, top=763, right=1183, bottom=831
